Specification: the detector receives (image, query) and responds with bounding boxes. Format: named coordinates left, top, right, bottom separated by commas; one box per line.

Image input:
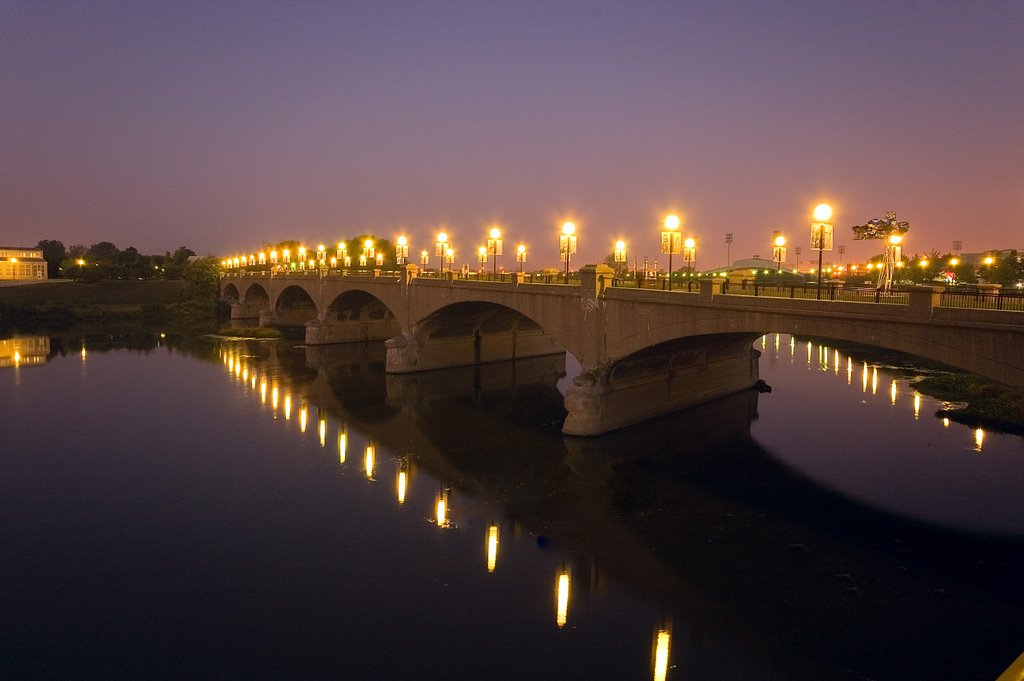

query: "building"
left=0, top=336, right=51, bottom=368
left=0, top=246, right=47, bottom=281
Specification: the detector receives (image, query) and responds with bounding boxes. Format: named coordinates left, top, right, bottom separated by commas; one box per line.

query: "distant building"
left=0, top=246, right=47, bottom=281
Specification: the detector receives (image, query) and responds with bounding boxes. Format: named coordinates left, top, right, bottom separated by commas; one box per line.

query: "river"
left=1, top=331, right=1022, bottom=680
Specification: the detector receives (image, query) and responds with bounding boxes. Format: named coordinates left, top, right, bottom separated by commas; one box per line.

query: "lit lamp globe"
left=813, top=203, right=833, bottom=222
left=664, top=214, right=681, bottom=231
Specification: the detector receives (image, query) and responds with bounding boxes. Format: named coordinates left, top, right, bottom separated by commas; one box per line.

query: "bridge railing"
left=939, top=288, right=1024, bottom=312
left=610, top=277, right=700, bottom=291
left=719, top=280, right=910, bottom=305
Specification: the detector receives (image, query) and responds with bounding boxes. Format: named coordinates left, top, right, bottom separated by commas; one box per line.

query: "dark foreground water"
left=1, top=332, right=1022, bottom=680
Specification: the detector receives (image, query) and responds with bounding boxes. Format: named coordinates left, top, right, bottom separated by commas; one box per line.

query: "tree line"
left=34, top=239, right=200, bottom=281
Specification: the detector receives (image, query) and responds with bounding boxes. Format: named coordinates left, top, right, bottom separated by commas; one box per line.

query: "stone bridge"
left=221, top=266, right=1024, bottom=435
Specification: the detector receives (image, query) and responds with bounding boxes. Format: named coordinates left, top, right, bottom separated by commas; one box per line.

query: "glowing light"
left=949, top=257, right=960, bottom=267
left=81, top=346, right=87, bottom=360
left=890, top=380, right=897, bottom=405
left=555, top=572, right=570, bottom=627
left=774, top=234, right=786, bottom=247
left=12, top=350, right=21, bottom=366
left=872, top=367, right=878, bottom=395
left=271, top=385, right=279, bottom=410
left=943, top=417, right=949, bottom=427
left=364, top=443, right=375, bottom=478
left=260, top=378, right=267, bottom=403
left=489, top=227, right=501, bottom=240
left=654, top=629, right=671, bottom=681
left=338, top=431, right=347, bottom=464
left=919, top=259, right=929, bottom=268
left=283, top=394, right=292, bottom=420
left=299, top=404, right=308, bottom=432
left=813, top=203, right=833, bottom=221
left=834, top=349, right=840, bottom=375
left=486, top=525, right=499, bottom=573
left=862, top=362, right=869, bottom=393
left=684, top=237, right=695, bottom=249
left=983, top=255, right=995, bottom=266
left=318, top=416, right=327, bottom=446
left=561, top=221, right=577, bottom=237
left=913, top=392, right=921, bottom=419
left=975, top=428, right=985, bottom=451
left=888, top=234, right=902, bottom=245
left=663, top=214, right=680, bottom=230
left=846, top=356, right=852, bottom=384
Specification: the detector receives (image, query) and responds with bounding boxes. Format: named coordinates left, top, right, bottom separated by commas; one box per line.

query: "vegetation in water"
left=911, top=374, right=1024, bottom=435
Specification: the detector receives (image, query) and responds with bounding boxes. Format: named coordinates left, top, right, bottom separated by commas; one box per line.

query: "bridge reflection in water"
left=210, top=338, right=1023, bottom=681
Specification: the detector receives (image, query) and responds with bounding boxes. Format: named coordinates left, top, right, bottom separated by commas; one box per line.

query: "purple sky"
left=3, top=1, right=1022, bottom=268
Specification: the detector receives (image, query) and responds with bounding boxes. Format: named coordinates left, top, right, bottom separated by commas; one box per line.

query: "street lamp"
left=420, top=249, right=429, bottom=268
left=516, top=244, right=526, bottom=272
left=477, top=246, right=487, bottom=272
left=559, top=222, right=577, bottom=283
left=487, top=226, right=503, bottom=276
left=317, top=244, right=326, bottom=264
left=613, top=240, right=627, bottom=276
left=435, top=232, right=449, bottom=272
left=683, top=237, right=696, bottom=277
left=395, top=236, right=409, bottom=265
left=772, top=231, right=786, bottom=273
left=810, top=203, right=834, bottom=299
left=661, top=215, right=682, bottom=289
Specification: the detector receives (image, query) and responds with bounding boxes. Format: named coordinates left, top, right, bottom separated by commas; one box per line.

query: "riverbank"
left=0, top=279, right=222, bottom=332
left=911, top=374, right=1024, bottom=435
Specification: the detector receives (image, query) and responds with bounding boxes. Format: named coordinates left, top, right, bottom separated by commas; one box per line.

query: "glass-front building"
left=0, top=247, right=47, bottom=280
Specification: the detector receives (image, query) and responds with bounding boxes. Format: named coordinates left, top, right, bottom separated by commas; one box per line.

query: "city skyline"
left=3, top=1, right=1022, bottom=268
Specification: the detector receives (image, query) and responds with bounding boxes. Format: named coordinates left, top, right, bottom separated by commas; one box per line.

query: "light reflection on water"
left=754, top=333, right=1024, bottom=536
left=3, top=334, right=1024, bottom=680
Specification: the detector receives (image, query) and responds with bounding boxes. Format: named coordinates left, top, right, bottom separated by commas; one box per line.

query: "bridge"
left=221, top=266, right=1024, bottom=435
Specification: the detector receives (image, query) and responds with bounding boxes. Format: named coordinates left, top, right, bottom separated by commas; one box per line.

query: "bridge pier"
left=385, top=327, right=563, bottom=373
left=562, top=333, right=762, bottom=436
left=230, top=301, right=265, bottom=320
left=306, top=318, right=402, bottom=345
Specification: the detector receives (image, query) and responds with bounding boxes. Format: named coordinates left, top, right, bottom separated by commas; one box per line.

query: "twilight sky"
left=2, top=0, right=1022, bottom=268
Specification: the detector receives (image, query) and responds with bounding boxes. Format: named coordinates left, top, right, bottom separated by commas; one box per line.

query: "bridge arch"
left=223, top=283, right=240, bottom=301
left=242, top=282, right=270, bottom=309
left=274, top=284, right=319, bottom=326
left=388, top=300, right=566, bottom=373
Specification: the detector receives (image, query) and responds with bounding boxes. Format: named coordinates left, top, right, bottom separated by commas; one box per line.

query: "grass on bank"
left=911, top=374, right=1024, bottom=435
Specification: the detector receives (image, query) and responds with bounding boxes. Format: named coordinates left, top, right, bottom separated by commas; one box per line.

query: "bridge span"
left=221, top=266, right=1024, bottom=435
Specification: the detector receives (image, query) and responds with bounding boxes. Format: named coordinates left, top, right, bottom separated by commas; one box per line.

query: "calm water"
left=2, top=332, right=1023, bottom=680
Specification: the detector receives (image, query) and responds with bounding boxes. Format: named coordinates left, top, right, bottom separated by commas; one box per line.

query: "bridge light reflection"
left=914, top=392, right=921, bottom=419
left=975, top=428, right=985, bottom=451
left=364, top=442, right=375, bottom=479
left=299, top=404, right=308, bottom=432
left=486, top=524, right=499, bottom=573
left=555, top=571, right=570, bottom=628
left=397, top=469, right=407, bottom=504
left=318, top=414, right=327, bottom=446
left=653, top=629, right=671, bottom=681
left=436, top=489, right=449, bottom=527
left=872, top=367, right=878, bottom=395
left=284, top=393, right=292, bottom=420
left=338, top=430, right=347, bottom=464
left=890, top=380, right=897, bottom=405
left=271, top=385, right=279, bottom=411
left=943, top=417, right=950, bottom=427
left=260, top=378, right=267, bottom=404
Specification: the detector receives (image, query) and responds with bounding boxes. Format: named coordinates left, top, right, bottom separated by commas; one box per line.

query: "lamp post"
left=487, top=227, right=503, bottom=276
left=810, top=203, right=834, bottom=299
left=725, top=232, right=733, bottom=267
left=435, top=232, right=449, bottom=273
left=395, top=236, right=409, bottom=265
left=613, top=240, right=627, bottom=277
left=516, top=244, right=526, bottom=272
left=772, top=231, right=786, bottom=274
left=559, top=222, right=577, bottom=283
left=683, top=237, right=696, bottom=277
left=477, top=246, right=487, bottom=273
left=661, top=215, right=682, bottom=289
left=420, top=249, right=429, bottom=268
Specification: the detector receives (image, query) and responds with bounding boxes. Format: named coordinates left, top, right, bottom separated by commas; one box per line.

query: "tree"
left=35, top=239, right=66, bottom=278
